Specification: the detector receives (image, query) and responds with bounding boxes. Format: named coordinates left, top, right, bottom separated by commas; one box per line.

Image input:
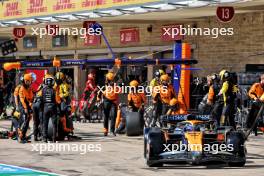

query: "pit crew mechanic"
left=151, top=74, right=176, bottom=127
left=246, top=74, right=264, bottom=131
left=18, top=73, right=35, bottom=143
left=38, top=74, right=59, bottom=143
left=115, top=80, right=146, bottom=134
left=98, top=71, right=119, bottom=136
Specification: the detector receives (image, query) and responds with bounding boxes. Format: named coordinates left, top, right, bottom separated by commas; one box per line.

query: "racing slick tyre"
left=48, top=118, right=66, bottom=141
left=47, top=118, right=60, bottom=141
left=144, top=128, right=151, bottom=158
left=226, top=131, right=246, bottom=167
left=145, top=128, right=164, bottom=167
left=126, top=111, right=142, bottom=136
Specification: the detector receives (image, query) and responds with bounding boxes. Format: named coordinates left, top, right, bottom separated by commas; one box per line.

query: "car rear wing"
left=161, top=114, right=210, bottom=123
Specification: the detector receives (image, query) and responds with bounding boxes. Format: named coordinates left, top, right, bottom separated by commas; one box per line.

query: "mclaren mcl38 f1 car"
left=144, top=114, right=247, bottom=167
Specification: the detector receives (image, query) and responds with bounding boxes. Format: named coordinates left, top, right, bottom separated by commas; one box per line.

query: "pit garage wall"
left=2, top=11, right=263, bottom=76
left=185, top=12, right=264, bottom=77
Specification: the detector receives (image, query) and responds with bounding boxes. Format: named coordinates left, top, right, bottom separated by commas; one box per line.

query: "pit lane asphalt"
left=0, top=120, right=263, bottom=176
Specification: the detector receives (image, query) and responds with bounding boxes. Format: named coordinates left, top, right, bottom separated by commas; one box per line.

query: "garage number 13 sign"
left=216, top=6, right=235, bottom=23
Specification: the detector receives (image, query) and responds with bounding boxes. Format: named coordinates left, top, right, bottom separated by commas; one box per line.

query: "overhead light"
left=0, top=23, right=9, bottom=27
left=124, top=7, right=148, bottom=13
left=88, top=12, right=101, bottom=18
left=219, top=0, right=241, bottom=3
left=116, top=8, right=135, bottom=14
left=160, top=4, right=177, bottom=10
left=100, top=10, right=123, bottom=16
left=189, top=0, right=210, bottom=7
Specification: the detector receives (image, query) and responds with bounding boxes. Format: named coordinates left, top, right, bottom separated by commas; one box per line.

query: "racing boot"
left=220, top=115, right=225, bottom=126
left=103, top=128, right=108, bottom=136
left=109, top=131, right=116, bottom=137
left=17, top=128, right=23, bottom=143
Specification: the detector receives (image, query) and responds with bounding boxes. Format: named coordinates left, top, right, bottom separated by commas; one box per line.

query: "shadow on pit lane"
left=149, top=163, right=264, bottom=170
left=247, top=153, right=264, bottom=160
left=55, top=132, right=104, bottom=143
left=67, top=132, right=125, bottom=142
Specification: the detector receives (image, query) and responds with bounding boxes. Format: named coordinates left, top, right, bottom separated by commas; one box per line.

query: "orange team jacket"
left=153, top=85, right=176, bottom=104
left=14, top=85, right=22, bottom=107
left=19, top=85, right=34, bottom=110
left=103, top=85, right=120, bottom=104
left=248, top=83, right=264, bottom=100
left=14, top=85, right=21, bottom=97
left=128, top=93, right=146, bottom=108
left=207, top=86, right=215, bottom=103
left=166, top=108, right=186, bottom=115
left=53, top=84, right=62, bottom=104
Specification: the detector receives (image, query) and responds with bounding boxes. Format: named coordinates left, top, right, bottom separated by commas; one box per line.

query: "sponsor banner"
left=84, top=34, right=101, bottom=46
left=0, top=0, right=161, bottom=21
left=120, top=28, right=140, bottom=44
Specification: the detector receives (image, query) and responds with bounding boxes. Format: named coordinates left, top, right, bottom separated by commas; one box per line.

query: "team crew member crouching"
left=98, top=72, right=119, bottom=136
left=115, top=80, right=146, bottom=134
left=152, top=74, right=176, bottom=127
left=166, top=98, right=185, bottom=115
left=39, top=75, right=59, bottom=142
left=18, top=73, right=34, bottom=143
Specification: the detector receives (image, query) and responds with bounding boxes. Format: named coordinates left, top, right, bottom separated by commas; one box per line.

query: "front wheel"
left=145, top=128, right=164, bottom=167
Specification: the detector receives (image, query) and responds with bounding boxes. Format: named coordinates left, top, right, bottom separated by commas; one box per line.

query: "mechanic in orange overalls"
left=245, top=74, right=264, bottom=130
left=115, top=80, right=146, bottom=133
left=98, top=71, right=119, bottom=136
left=151, top=74, right=176, bottom=127
left=128, top=80, right=146, bottom=112
left=166, top=98, right=185, bottom=115
left=18, top=73, right=34, bottom=143
left=11, top=75, right=24, bottom=140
